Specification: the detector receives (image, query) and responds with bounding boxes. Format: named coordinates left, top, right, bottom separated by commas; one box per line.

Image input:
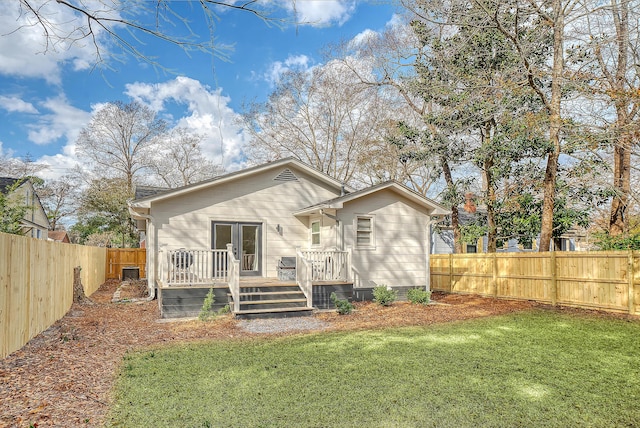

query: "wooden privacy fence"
left=0, top=232, right=107, bottom=359
left=431, top=251, right=640, bottom=315
left=106, top=248, right=146, bottom=280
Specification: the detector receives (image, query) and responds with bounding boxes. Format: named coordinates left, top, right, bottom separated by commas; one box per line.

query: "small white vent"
left=274, top=168, right=299, bottom=182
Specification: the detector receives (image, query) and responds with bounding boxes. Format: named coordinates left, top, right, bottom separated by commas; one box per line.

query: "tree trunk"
left=609, top=132, right=631, bottom=236
left=442, top=157, right=463, bottom=253
left=73, top=266, right=89, bottom=303
left=485, top=175, right=497, bottom=253
left=539, top=0, right=564, bottom=252
left=609, top=0, right=631, bottom=236
left=482, top=122, right=497, bottom=253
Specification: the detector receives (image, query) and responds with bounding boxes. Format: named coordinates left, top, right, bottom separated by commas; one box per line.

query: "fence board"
left=0, top=232, right=107, bottom=359
left=431, top=251, right=640, bottom=315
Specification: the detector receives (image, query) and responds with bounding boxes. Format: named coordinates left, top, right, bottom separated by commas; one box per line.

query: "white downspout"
left=128, top=206, right=156, bottom=300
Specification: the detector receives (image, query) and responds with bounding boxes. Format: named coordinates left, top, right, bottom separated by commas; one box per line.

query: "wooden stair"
left=230, top=281, right=313, bottom=319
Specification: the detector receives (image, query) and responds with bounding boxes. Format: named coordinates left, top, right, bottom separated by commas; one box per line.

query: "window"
left=311, top=221, right=320, bottom=246
left=466, top=244, right=477, bottom=253
left=356, top=216, right=374, bottom=248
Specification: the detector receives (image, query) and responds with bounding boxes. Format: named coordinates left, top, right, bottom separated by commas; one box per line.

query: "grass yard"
left=107, top=309, right=640, bottom=427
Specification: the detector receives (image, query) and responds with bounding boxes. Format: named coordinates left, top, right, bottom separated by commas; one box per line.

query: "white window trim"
left=354, top=214, right=375, bottom=250
left=310, top=219, right=321, bottom=247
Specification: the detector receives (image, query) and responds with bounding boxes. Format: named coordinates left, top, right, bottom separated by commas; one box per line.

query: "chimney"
left=464, top=193, right=477, bottom=213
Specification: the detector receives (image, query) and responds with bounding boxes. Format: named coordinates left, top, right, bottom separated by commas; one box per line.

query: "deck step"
left=239, top=282, right=297, bottom=288
left=239, top=298, right=306, bottom=306
left=234, top=306, right=313, bottom=319
left=237, top=291, right=304, bottom=297
left=229, top=280, right=313, bottom=319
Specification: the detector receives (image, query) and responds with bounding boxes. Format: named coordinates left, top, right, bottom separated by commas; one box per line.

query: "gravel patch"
left=238, top=317, right=329, bottom=334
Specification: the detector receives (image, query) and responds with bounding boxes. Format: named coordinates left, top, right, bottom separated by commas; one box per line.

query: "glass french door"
left=212, top=222, right=261, bottom=276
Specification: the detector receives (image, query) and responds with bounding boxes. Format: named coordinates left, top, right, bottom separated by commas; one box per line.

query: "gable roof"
left=130, top=158, right=350, bottom=209
left=293, top=181, right=450, bottom=216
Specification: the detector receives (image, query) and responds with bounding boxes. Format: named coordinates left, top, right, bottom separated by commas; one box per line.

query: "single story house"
left=129, top=158, right=449, bottom=318
left=0, top=177, right=50, bottom=240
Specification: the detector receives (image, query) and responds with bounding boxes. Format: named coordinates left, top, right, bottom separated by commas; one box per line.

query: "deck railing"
left=299, top=249, right=350, bottom=282
left=161, top=249, right=228, bottom=286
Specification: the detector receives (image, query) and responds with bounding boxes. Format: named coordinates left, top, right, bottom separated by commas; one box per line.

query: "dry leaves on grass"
left=0, top=283, right=538, bottom=427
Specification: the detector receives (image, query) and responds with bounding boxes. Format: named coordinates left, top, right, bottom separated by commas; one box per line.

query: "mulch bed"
left=0, top=281, right=574, bottom=427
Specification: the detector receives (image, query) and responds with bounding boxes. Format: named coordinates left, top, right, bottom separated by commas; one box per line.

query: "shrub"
left=407, top=288, right=431, bottom=305
left=199, top=288, right=216, bottom=321
left=372, top=285, right=397, bottom=306
left=330, top=292, right=354, bottom=315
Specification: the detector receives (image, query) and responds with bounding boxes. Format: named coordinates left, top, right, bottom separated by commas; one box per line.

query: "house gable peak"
left=273, top=168, right=299, bottom=182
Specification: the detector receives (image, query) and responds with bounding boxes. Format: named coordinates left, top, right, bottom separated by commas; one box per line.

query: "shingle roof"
left=0, top=177, right=22, bottom=194
left=134, top=186, right=170, bottom=200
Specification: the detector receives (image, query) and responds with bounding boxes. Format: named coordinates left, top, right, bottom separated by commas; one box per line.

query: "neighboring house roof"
left=48, top=230, right=70, bottom=243
left=130, top=158, right=352, bottom=209
left=293, top=181, right=450, bottom=216
left=0, top=177, right=23, bottom=194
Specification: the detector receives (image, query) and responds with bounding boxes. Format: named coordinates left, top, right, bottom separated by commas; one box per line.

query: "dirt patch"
left=0, top=283, right=601, bottom=427
left=113, top=279, right=149, bottom=301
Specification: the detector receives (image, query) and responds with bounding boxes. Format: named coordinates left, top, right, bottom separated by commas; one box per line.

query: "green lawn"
left=107, top=310, right=640, bottom=427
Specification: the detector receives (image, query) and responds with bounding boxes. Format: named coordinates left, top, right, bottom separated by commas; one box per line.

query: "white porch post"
left=227, top=243, right=240, bottom=312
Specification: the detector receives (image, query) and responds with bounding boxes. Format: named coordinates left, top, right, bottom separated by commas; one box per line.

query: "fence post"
left=628, top=250, right=635, bottom=315
left=550, top=251, right=557, bottom=306
left=492, top=253, right=498, bottom=297
left=448, top=253, right=453, bottom=292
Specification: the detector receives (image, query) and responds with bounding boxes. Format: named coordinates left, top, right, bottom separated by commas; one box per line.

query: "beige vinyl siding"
left=339, top=189, right=430, bottom=289
left=150, top=166, right=341, bottom=278
left=308, top=214, right=338, bottom=249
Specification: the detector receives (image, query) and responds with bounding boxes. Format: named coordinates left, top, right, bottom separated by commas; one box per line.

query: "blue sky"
left=0, top=0, right=400, bottom=179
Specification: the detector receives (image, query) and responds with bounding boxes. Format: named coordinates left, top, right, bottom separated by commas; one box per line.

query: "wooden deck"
left=158, top=277, right=355, bottom=318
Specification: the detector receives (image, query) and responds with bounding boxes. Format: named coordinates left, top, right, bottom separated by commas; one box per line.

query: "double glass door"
left=212, top=222, right=261, bottom=276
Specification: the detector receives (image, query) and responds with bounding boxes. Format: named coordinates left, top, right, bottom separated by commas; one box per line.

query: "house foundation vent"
left=274, top=168, right=298, bottom=182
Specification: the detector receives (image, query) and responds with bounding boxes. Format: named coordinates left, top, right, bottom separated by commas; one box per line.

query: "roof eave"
left=133, top=158, right=346, bottom=205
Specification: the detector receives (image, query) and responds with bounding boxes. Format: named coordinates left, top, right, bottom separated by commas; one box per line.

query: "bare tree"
left=13, top=0, right=288, bottom=69
left=36, top=176, right=79, bottom=230
left=148, top=128, right=223, bottom=188
left=0, top=153, right=48, bottom=178
left=241, top=61, right=403, bottom=185
left=76, top=100, right=166, bottom=193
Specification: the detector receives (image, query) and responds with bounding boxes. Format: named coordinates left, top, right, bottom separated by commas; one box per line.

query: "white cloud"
left=0, top=1, right=113, bottom=84
left=27, top=96, right=92, bottom=146
left=350, top=29, right=379, bottom=47
left=0, top=96, right=38, bottom=114
left=0, top=141, right=15, bottom=158
left=125, top=76, right=247, bottom=171
left=264, top=54, right=312, bottom=85
left=282, top=0, right=357, bottom=27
